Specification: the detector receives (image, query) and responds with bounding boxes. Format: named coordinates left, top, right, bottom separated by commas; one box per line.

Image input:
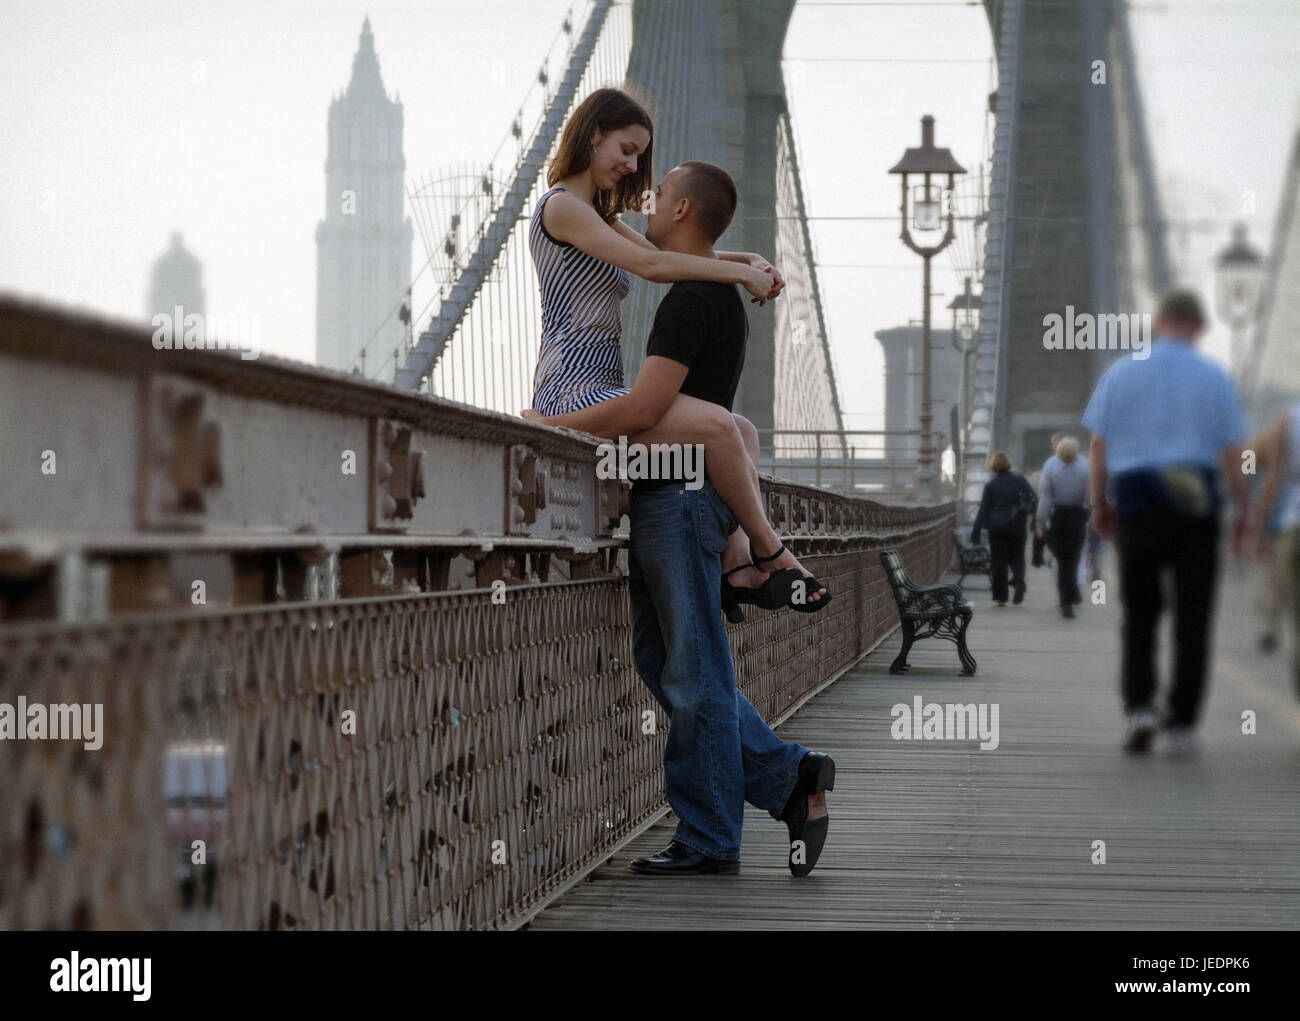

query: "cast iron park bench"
left=952, top=530, right=991, bottom=588
left=880, top=549, right=977, bottom=676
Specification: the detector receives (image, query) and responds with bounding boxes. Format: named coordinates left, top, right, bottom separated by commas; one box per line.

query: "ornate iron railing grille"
left=1, top=515, right=952, bottom=931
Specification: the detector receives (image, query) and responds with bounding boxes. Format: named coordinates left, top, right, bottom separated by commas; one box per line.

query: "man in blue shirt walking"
left=1082, top=290, right=1249, bottom=757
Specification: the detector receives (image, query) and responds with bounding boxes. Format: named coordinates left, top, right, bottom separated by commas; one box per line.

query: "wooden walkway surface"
left=527, top=561, right=1300, bottom=929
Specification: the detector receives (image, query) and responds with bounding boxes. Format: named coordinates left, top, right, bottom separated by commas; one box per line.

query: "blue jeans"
left=628, top=480, right=809, bottom=860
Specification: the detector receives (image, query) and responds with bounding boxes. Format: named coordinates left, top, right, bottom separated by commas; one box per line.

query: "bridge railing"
left=757, top=428, right=954, bottom=498
left=0, top=297, right=955, bottom=930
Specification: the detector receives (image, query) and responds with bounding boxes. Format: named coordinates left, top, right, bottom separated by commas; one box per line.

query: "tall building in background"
left=315, top=17, right=413, bottom=374
left=146, top=232, right=204, bottom=320
left=876, top=325, right=963, bottom=468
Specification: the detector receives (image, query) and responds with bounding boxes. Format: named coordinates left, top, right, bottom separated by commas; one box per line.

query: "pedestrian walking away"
left=1082, top=289, right=1249, bottom=758
left=1250, top=399, right=1300, bottom=700
left=1037, top=436, right=1090, bottom=618
left=972, top=450, right=1037, bottom=607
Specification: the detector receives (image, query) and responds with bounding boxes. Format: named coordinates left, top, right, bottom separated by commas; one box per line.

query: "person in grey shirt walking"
left=1036, top=436, right=1089, bottom=618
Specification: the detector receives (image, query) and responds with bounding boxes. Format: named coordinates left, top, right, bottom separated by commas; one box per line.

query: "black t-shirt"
left=629, top=280, right=748, bottom=495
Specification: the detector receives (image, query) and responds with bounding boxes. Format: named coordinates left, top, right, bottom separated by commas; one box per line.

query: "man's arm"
left=1250, top=411, right=1288, bottom=556
left=1223, top=443, right=1249, bottom=510
left=1223, top=441, right=1250, bottom=556
left=524, top=355, right=689, bottom=440
left=1221, top=373, right=1251, bottom=556
left=1037, top=465, right=1055, bottom=528
left=971, top=483, right=991, bottom=542
left=1022, top=475, right=1038, bottom=520
left=1089, top=434, right=1115, bottom=540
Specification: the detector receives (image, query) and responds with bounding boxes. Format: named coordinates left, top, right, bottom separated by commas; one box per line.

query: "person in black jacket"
left=971, top=450, right=1037, bottom=606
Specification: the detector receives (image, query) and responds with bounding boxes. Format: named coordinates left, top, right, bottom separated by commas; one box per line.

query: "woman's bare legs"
left=628, top=393, right=826, bottom=603
left=719, top=415, right=766, bottom=587
left=725, top=414, right=825, bottom=602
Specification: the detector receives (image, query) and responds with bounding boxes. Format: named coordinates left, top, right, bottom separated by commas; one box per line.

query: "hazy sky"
left=2, top=0, right=1297, bottom=428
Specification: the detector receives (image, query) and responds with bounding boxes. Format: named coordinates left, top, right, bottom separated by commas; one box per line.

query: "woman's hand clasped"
left=743, top=264, right=785, bottom=306
left=749, top=255, right=786, bottom=302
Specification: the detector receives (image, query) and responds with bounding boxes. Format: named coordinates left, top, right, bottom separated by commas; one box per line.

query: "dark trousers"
left=1049, top=505, right=1088, bottom=606
left=988, top=520, right=1027, bottom=603
left=1115, top=513, right=1219, bottom=727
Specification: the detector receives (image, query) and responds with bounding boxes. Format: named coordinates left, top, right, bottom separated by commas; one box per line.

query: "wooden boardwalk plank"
left=527, top=565, right=1300, bottom=929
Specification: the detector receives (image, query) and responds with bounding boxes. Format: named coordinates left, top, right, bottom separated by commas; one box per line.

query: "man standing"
left=1250, top=400, right=1300, bottom=698
left=1082, top=290, right=1248, bottom=756
left=1031, top=432, right=1064, bottom=568
left=1036, top=437, right=1090, bottom=618
left=527, top=161, right=835, bottom=875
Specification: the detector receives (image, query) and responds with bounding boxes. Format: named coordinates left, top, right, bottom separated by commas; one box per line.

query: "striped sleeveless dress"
left=529, top=186, right=632, bottom=415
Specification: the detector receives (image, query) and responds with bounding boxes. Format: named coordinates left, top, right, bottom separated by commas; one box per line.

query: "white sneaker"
left=1164, top=726, right=1200, bottom=758
left=1123, top=709, right=1159, bottom=754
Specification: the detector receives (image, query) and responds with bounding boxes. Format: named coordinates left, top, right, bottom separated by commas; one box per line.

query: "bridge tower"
left=965, top=0, right=1171, bottom=508
left=621, top=0, right=843, bottom=451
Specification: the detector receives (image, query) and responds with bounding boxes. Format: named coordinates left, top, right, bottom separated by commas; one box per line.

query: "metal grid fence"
left=1, top=516, right=951, bottom=931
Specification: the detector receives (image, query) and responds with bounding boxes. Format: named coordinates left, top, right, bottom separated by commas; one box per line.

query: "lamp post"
left=947, top=276, right=980, bottom=471
left=1214, top=222, right=1263, bottom=386
left=890, top=115, right=966, bottom=503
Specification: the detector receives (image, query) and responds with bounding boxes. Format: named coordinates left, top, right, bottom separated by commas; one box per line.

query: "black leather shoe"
left=628, top=840, right=739, bottom=876
left=1012, top=584, right=1026, bottom=605
left=780, top=752, right=835, bottom=877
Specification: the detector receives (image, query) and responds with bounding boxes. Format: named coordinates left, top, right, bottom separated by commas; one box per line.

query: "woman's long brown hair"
left=548, top=88, right=654, bottom=225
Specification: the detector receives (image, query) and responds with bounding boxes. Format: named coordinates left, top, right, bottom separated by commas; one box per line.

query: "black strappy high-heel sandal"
left=751, top=542, right=834, bottom=614
left=720, top=564, right=802, bottom=623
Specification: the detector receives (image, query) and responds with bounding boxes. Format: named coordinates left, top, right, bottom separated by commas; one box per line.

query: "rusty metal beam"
left=0, top=297, right=960, bottom=931
left=0, top=296, right=951, bottom=621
